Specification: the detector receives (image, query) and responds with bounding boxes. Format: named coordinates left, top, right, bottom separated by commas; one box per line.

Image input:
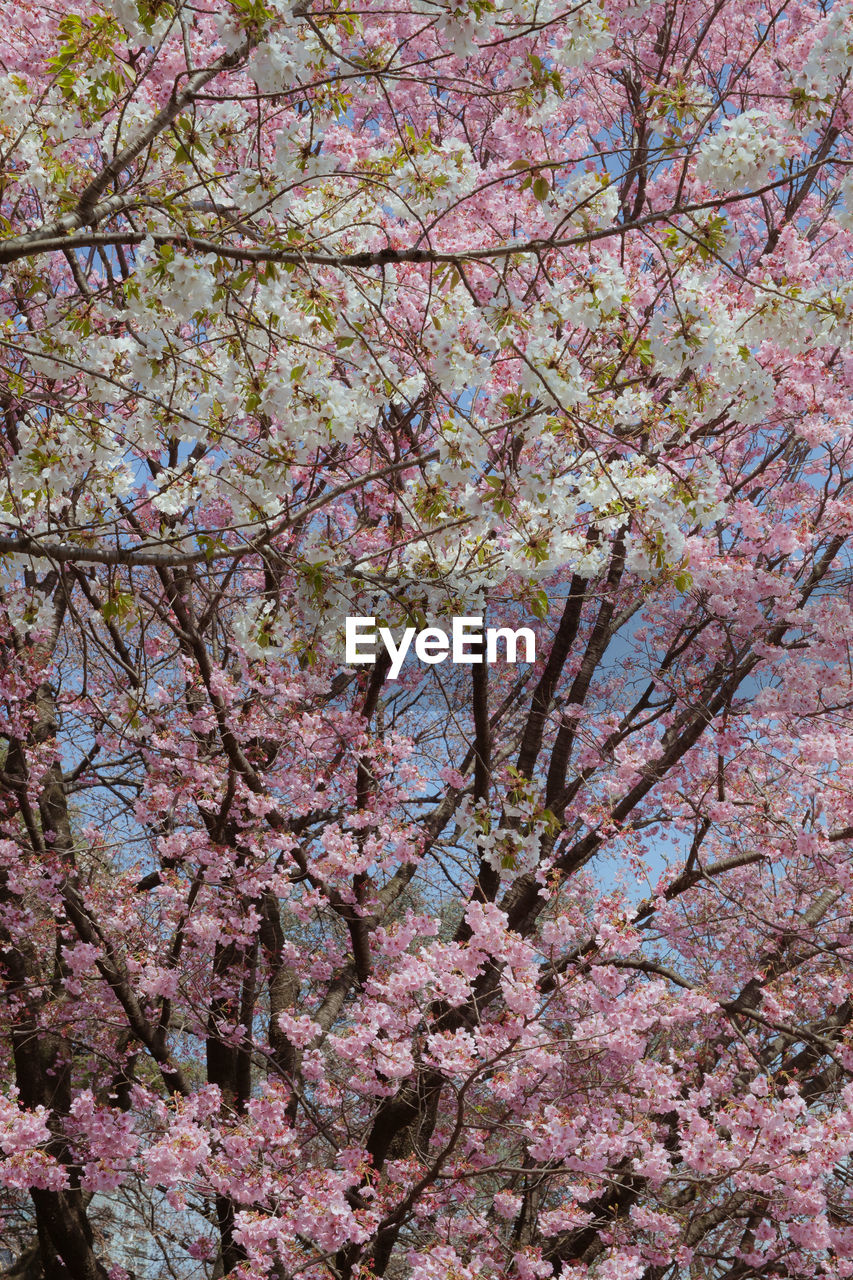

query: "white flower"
left=695, top=110, right=786, bottom=190
left=836, top=173, right=853, bottom=232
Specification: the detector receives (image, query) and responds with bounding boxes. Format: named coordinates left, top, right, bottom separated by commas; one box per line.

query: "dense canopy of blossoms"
left=2, top=0, right=853, bottom=1277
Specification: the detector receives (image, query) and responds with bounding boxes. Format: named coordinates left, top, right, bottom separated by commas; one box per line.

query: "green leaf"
left=531, top=589, right=549, bottom=620
left=102, top=592, right=134, bottom=627
left=636, top=339, right=654, bottom=368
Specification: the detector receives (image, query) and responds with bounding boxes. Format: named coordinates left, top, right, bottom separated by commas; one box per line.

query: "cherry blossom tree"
left=2, top=0, right=853, bottom=1277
